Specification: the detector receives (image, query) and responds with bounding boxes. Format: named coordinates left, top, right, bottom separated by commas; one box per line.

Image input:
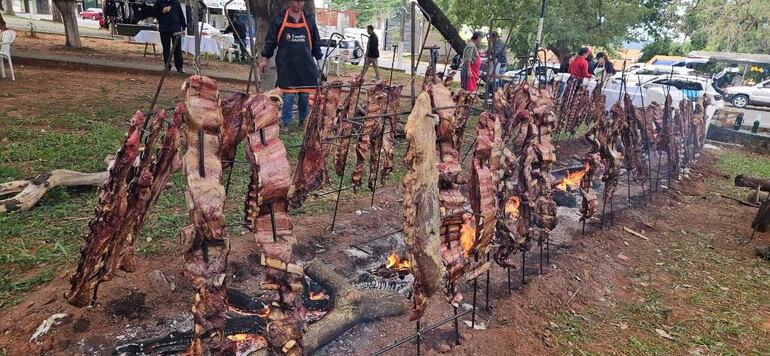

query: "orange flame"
left=505, top=196, right=520, bottom=220
left=460, top=213, right=477, bottom=256
left=258, top=306, right=270, bottom=318
left=555, top=163, right=589, bottom=191
left=309, top=290, right=326, bottom=301
left=386, top=251, right=411, bottom=270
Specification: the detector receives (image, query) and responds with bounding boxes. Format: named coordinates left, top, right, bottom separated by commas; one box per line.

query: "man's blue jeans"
left=281, top=93, right=309, bottom=126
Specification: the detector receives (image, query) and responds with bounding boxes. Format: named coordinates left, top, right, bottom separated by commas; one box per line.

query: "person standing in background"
left=154, top=0, right=186, bottom=73
left=360, top=25, right=380, bottom=81
left=593, top=52, right=616, bottom=80
left=259, top=0, right=322, bottom=129
left=223, top=14, right=248, bottom=61
left=461, top=31, right=482, bottom=92
left=486, top=31, right=507, bottom=95
left=569, top=47, right=593, bottom=86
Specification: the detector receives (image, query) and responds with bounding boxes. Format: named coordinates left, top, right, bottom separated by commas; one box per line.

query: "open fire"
left=385, top=251, right=411, bottom=270
left=555, top=163, right=589, bottom=191
left=504, top=196, right=520, bottom=220
left=309, top=290, right=327, bottom=301
left=460, top=213, right=476, bottom=256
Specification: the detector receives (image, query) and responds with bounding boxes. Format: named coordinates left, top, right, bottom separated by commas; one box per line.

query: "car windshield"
left=339, top=41, right=353, bottom=49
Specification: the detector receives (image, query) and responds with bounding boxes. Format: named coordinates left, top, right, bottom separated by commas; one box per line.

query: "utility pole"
left=533, top=0, right=546, bottom=55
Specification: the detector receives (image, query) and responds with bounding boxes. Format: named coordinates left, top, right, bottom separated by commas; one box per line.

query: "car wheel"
left=732, top=94, right=749, bottom=108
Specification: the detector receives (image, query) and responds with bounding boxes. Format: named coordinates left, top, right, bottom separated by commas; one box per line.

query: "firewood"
left=0, top=170, right=109, bottom=213
left=303, top=259, right=408, bottom=354
left=735, top=174, right=770, bottom=192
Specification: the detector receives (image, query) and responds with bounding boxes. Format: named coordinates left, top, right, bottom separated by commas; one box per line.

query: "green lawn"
left=0, top=92, right=431, bottom=307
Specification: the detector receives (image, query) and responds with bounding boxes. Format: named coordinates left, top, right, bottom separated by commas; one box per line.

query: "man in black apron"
left=259, top=0, right=322, bottom=128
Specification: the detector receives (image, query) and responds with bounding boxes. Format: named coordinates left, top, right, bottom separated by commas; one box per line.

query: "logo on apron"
left=286, top=33, right=307, bottom=43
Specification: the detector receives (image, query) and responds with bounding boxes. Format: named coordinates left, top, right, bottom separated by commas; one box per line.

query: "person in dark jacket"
left=259, top=0, right=322, bottom=128
left=154, top=0, right=186, bottom=73
left=594, top=52, right=617, bottom=78
left=223, top=13, right=247, bottom=61
left=360, top=25, right=380, bottom=80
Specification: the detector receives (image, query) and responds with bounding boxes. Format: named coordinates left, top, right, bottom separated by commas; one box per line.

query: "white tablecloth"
left=132, top=30, right=221, bottom=56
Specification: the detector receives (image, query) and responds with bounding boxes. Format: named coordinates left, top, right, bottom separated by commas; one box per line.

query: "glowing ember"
left=228, top=334, right=250, bottom=342
left=555, top=163, right=589, bottom=191
left=505, top=196, right=520, bottom=220
left=309, top=290, right=326, bottom=300
left=385, top=251, right=411, bottom=270
left=460, top=213, right=476, bottom=256
left=258, top=306, right=270, bottom=318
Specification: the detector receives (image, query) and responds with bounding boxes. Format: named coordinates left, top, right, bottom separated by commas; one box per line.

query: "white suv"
left=724, top=79, right=770, bottom=108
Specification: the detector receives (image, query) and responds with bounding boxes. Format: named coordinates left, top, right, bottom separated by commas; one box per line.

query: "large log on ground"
left=735, top=174, right=770, bottom=192
left=0, top=170, right=108, bottom=213
left=402, top=91, right=443, bottom=321
left=303, top=259, right=408, bottom=353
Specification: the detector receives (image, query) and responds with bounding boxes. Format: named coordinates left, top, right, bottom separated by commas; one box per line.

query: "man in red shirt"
left=569, top=47, right=592, bottom=85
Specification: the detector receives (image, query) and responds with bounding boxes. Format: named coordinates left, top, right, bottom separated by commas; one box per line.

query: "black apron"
left=275, top=10, right=319, bottom=93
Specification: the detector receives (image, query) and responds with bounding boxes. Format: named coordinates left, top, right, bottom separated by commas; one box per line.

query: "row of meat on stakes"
left=59, top=61, right=712, bottom=355
left=553, top=79, right=711, bottom=226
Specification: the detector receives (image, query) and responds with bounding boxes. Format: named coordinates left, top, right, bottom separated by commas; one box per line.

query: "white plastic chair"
left=212, top=35, right=240, bottom=62
left=0, top=30, right=16, bottom=81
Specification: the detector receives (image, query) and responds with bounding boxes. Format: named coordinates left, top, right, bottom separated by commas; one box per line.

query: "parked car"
left=589, top=74, right=722, bottom=113
left=723, top=79, right=770, bottom=108
left=80, top=8, right=104, bottom=20
left=319, top=37, right=364, bottom=65
left=611, top=65, right=695, bottom=85
left=502, top=63, right=561, bottom=85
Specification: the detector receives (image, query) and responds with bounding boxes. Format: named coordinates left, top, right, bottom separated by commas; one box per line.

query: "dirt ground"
left=1, top=63, right=770, bottom=355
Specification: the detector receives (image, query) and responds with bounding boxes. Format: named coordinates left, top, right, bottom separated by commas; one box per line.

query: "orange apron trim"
left=276, top=10, right=313, bottom=50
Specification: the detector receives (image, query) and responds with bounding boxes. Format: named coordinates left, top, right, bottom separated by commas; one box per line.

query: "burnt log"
left=735, top=174, right=770, bottom=193
left=303, top=259, right=408, bottom=353
left=0, top=170, right=108, bottom=213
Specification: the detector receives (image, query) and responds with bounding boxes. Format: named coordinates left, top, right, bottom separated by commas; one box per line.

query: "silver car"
left=724, top=79, right=770, bottom=108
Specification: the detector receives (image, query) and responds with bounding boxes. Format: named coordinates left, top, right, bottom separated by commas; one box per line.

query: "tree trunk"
left=735, top=174, right=770, bottom=192
left=3, top=0, right=14, bottom=16
left=0, top=11, right=5, bottom=31
left=547, top=45, right=571, bottom=63
left=53, top=0, right=82, bottom=48
left=0, top=170, right=109, bottom=213
left=416, top=0, right=465, bottom=57
left=52, top=3, right=63, bottom=23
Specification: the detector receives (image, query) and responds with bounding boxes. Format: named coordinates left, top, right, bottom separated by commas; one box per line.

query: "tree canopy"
left=681, top=0, right=770, bottom=54
left=328, top=0, right=401, bottom=27
left=435, top=0, right=654, bottom=59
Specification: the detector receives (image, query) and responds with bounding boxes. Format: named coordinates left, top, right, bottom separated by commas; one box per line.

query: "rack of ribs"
left=219, top=92, right=250, bottom=167
left=65, top=105, right=183, bottom=307
left=242, top=90, right=304, bottom=355
left=334, top=77, right=364, bottom=177
left=402, top=91, right=444, bottom=321
left=379, top=85, right=403, bottom=184
left=468, top=112, right=498, bottom=256
left=179, top=75, right=233, bottom=354
left=622, top=94, right=648, bottom=184
left=352, top=80, right=388, bottom=191
left=601, top=101, right=626, bottom=204
left=290, top=87, right=331, bottom=208
left=426, top=78, right=467, bottom=305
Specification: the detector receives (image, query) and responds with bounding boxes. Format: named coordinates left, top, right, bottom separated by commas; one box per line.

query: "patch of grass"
left=715, top=148, right=770, bottom=179
left=628, top=336, right=663, bottom=355
left=0, top=269, right=54, bottom=307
